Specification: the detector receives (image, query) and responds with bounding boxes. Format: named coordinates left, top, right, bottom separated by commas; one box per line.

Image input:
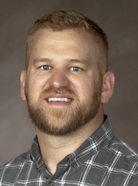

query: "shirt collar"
left=29, top=136, right=44, bottom=168
left=29, top=115, right=113, bottom=167
left=66, top=115, right=114, bottom=166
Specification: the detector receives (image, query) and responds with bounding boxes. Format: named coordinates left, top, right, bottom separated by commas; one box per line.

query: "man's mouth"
left=44, top=94, right=74, bottom=105
left=47, top=98, right=72, bottom=102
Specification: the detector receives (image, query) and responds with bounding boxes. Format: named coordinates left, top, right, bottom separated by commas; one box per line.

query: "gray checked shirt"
left=1, top=115, right=138, bottom=186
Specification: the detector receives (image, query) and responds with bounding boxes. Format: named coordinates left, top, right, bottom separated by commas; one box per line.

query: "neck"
left=35, top=109, right=104, bottom=175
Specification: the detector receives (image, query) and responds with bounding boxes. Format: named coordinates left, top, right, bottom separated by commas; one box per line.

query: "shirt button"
left=49, top=181, right=55, bottom=186
left=30, top=155, right=35, bottom=163
left=73, top=164, right=78, bottom=168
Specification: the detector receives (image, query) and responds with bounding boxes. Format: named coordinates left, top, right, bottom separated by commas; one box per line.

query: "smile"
left=48, top=98, right=72, bottom=102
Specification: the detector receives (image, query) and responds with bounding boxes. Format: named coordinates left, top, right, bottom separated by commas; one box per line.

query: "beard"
left=25, top=78, right=102, bottom=136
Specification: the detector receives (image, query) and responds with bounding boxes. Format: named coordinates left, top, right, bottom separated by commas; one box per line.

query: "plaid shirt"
left=1, top=115, right=138, bottom=186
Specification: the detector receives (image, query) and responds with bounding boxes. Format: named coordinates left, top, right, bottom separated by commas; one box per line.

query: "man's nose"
left=48, top=69, right=70, bottom=89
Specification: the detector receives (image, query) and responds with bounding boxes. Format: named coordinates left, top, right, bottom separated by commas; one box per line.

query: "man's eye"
left=40, top=65, right=52, bottom=70
left=70, top=67, right=81, bottom=72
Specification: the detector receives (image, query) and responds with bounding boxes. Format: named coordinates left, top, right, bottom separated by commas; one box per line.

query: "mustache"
left=39, top=87, right=77, bottom=98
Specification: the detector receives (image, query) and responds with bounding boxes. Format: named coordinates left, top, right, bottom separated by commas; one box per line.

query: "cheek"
left=26, top=75, right=45, bottom=102
left=72, top=77, right=94, bottom=100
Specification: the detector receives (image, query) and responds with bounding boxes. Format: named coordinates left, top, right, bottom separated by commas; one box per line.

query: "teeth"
left=48, top=98, right=71, bottom=102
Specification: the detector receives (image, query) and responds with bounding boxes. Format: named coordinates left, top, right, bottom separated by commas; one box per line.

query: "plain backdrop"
left=0, top=0, right=138, bottom=166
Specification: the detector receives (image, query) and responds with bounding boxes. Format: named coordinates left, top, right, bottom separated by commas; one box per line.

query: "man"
left=0, top=10, right=138, bottom=186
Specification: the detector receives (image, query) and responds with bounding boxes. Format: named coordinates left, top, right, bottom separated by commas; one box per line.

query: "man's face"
left=21, top=28, right=104, bottom=135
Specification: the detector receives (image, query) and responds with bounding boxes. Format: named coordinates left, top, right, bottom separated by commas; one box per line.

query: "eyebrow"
left=33, top=57, right=89, bottom=65
left=33, top=58, right=51, bottom=65
left=67, top=58, right=89, bottom=65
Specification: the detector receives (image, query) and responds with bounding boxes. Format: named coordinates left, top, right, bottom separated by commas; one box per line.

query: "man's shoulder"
left=106, top=135, right=138, bottom=162
left=1, top=150, right=31, bottom=166
left=0, top=150, right=31, bottom=176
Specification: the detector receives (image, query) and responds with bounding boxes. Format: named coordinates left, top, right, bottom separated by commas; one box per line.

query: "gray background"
left=0, top=0, right=138, bottom=166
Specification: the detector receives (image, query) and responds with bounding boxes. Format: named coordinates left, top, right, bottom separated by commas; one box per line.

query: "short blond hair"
left=26, top=10, right=108, bottom=72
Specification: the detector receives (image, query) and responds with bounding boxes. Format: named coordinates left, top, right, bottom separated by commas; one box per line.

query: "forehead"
left=29, top=28, right=102, bottom=65
left=31, top=28, right=93, bottom=46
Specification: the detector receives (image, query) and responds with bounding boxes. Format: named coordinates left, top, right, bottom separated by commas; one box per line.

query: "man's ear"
left=20, top=70, right=27, bottom=101
left=101, top=71, right=115, bottom=103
